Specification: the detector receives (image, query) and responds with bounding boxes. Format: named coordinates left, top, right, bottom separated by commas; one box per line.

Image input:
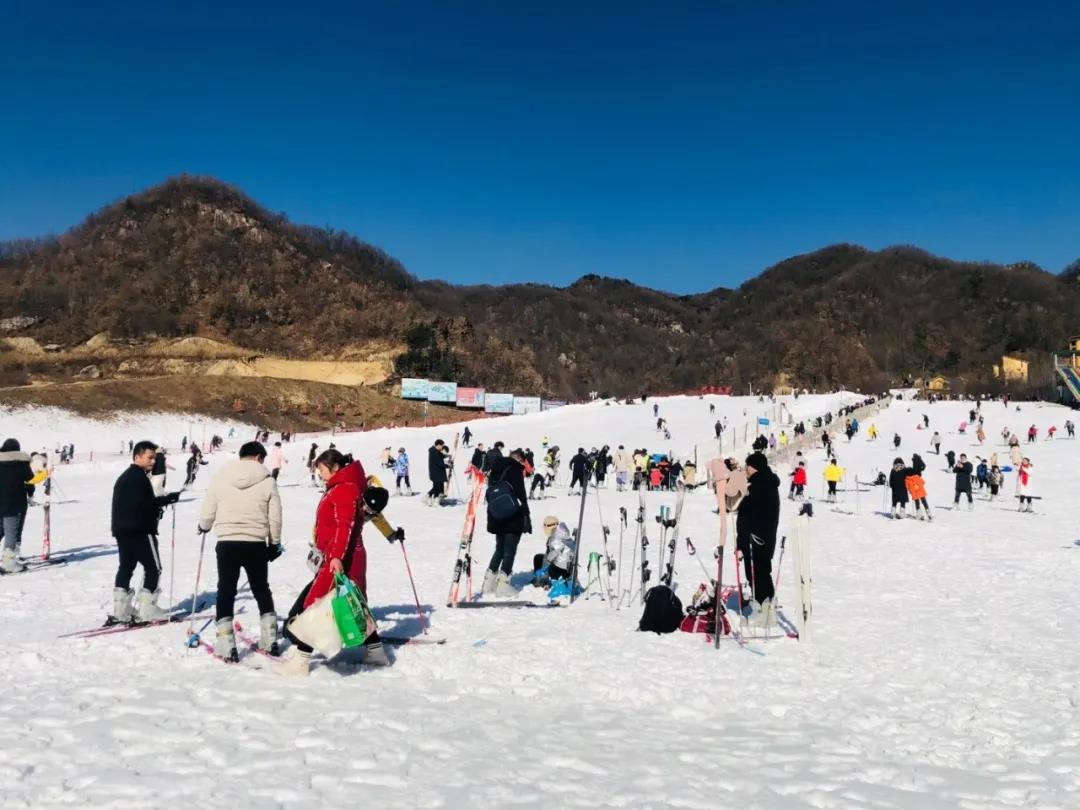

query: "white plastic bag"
left=287, top=592, right=342, bottom=658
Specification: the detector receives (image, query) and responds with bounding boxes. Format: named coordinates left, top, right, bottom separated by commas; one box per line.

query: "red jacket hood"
left=327, top=460, right=365, bottom=491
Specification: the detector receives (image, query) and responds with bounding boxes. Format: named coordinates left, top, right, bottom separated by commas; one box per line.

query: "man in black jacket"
left=953, top=453, right=974, bottom=510
left=483, top=441, right=504, bottom=473
left=110, top=441, right=180, bottom=623
left=568, top=448, right=589, bottom=494
left=426, top=439, right=448, bottom=506
left=737, top=452, right=781, bottom=621
left=0, top=438, right=35, bottom=574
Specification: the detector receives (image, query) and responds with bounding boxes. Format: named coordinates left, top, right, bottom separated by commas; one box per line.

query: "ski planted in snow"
left=446, top=470, right=487, bottom=607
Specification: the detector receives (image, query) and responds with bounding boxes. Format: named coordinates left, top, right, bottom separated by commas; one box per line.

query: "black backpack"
left=486, top=467, right=522, bottom=522
left=638, top=585, right=684, bottom=634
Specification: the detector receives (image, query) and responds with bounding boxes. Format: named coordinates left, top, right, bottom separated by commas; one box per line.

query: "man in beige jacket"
left=198, top=441, right=283, bottom=661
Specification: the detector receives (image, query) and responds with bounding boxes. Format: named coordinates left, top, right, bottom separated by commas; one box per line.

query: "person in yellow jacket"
left=822, top=458, right=845, bottom=502
left=867, top=424, right=878, bottom=440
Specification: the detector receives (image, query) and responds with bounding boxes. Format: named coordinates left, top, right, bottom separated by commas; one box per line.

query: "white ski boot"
left=134, top=588, right=169, bottom=623
left=214, top=618, right=239, bottom=662
left=481, top=569, right=498, bottom=595
left=109, top=587, right=134, bottom=624
left=494, top=571, right=519, bottom=598
left=274, top=648, right=311, bottom=677
left=754, top=597, right=775, bottom=628
left=0, top=548, right=26, bottom=574
left=259, top=612, right=280, bottom=656
left=364, top=640, right=390, bottom=667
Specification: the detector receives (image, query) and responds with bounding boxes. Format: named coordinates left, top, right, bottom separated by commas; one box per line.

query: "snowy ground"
left=1, top=392, right=1079, bottom=809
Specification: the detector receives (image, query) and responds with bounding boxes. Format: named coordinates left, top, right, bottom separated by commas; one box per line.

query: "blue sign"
left=401, top=378, right=430, bottom=399
left=758, top=417, right=770, bottom=426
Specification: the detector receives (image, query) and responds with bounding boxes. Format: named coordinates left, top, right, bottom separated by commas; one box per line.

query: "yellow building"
left=926, top=375, right=949, bottom=392
left=992, top=355, right=1029, bottom=384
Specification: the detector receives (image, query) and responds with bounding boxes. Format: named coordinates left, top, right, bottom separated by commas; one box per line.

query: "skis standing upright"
left=568, top=474, right=589, bottom=604
left=791, top=507, right=814, bottom=642
left=659, top=482, right=687, bottom=587
left=638, top=487, right=650, bottom=605
left=447, top=470, right=487, bottom=606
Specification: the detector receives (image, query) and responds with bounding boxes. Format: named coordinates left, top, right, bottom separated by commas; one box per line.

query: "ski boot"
left=494, top=571, right=519, bottom=598
left=134, top=588, right=169, bottom=623
left=0, top=548, right=26, bottom=574
left=259, top=612, right=280, bottom=656
left=363, top=639, right=390, bottom=667
left=481, top=569, right=498, bottom=595
left=107, top=587, right=134, bottom=625
left=274, top=648, right=311, bottom=677
left=214, top=618, right=239, bottom=662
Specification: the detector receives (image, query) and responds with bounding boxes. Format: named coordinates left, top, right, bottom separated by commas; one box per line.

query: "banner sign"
left=400, top=378, right=430, bottom=400
left=758, top=417, right=770, bottom=426
left=512, top=396, right=541, bottom=415
left=484, top=393, right=515, bottom=414
left=456, top=387, right=486, bottom=409
left=542, top=399, right=568, bottom=411
left=426, top=381, right=458, bottom=404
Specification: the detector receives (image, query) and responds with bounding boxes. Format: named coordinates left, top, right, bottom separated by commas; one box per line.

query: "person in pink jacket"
left=268, top=442, right=286, bottom=480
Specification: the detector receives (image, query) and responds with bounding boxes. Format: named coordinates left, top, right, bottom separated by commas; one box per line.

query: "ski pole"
left=773, top=535, right=787, bottom=598
left=397, top=538, right=428, bottom=634
left=685, top=537, right=713, bottom=582
left=169, top=505, right=177, bottom=613
left=616, top=507, right=627, bottom=611
left=187, top=529, right=208, bottom=636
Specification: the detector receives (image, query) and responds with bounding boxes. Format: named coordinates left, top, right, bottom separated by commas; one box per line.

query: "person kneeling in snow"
left=532, top=515, right=577, bottom=587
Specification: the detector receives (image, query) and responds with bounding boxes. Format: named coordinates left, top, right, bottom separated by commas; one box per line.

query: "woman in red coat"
left=278, top=449, right=387, bottom=675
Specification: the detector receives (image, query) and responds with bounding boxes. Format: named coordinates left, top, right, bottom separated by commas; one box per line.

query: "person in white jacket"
left=198, top=441, right=283, bottom=661
left=531, top=516, right=577, bottom=585
left=268, top=442, right=286, bottom=480
left=613, top=445, right=634, bottom=492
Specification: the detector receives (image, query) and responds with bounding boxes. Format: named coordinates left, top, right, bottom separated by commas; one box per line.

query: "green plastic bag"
left=331, top=573, right=374, bottom=649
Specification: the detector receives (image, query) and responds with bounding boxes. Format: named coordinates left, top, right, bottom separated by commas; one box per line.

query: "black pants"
left=271, top=468, right=280, bottom=480
left=570, top=471, right=585, bottom=490
left=428, top=480, right=445, bottom=498
left=532, top=553, right=571, bottom=581
left=736, top=532, right=775, bottom=604
left=215, top=541, right=275, bottom=621
left=488, top=533, right=521, bottom=575
left=115, top=533, right=161, bottom=592
left=990, top=484, right=999, bottom=496
left=530, top=474, right=545, bottom=496
left=396, top=474, right=411, bottom=490
left=285, top=580, right=380, bottom=655
left=954, top=485, right=973, bottom=504
left=827, top=481, right=837, bottom=496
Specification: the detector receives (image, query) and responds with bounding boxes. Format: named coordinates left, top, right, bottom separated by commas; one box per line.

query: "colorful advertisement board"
left=456, top=387, right=486, bottom=409
left=513, top=396, right=542, bottom=415
left=426, top=381, right=458, bottom=404
left=484, top=393, right=515, bottom=414
left=541, top=399, right=568, bottom=411
left=400, top=378, right=430, bottom=399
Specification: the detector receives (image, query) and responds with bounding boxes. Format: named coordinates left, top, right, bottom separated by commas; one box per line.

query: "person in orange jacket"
left=905, top=469, right=932, bottom=521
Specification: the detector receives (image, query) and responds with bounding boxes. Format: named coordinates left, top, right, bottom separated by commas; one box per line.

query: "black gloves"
left=267, top=543, right=284, bottom=562
left=163, top=491, right=181, bottom=505
left=389, top=527, right=405, bottom=544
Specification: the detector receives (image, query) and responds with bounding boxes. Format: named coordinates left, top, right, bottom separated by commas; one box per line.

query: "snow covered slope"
left=1, top=393, right=1078, bottom=808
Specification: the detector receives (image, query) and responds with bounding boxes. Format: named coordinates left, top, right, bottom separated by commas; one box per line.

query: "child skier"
left=905, top=468, right=931, bottom=520
left=789, top=461, right=807, bottom=500
left=1016, top=459, right=1034, bottom=512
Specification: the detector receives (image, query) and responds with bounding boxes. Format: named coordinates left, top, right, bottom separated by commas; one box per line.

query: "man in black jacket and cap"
left=426, top=439, right=448, bottom=506
left=737, top=452, right=781, bottom=623
left=0, top=438, right=35, bottom=574
left=110, top=440, right=180, bottom=624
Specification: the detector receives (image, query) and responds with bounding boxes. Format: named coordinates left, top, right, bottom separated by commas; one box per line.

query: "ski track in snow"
left=2, top=393, right=1079, bottom=809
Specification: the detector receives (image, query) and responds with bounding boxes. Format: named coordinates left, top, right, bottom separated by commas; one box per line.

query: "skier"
left=905, top=468, right=932, bottom=520
left=1048, top=426, right=1057, bottom=440
left=268, top=441, right=286, bottom=480
left=653, top=403, right=659, bottom=418
left=307, top=443, right=319, bottom=484
left=945, top=449, right=957, bottom=469
left=568, top=448, right=589, bottom=494
left=789, top=460, right=807, bottom=500
left=931, top=431, right=941, bottom=455
left=184, top=446, right=203, bottom=488
left=952, top=453, right=974, bottom=510
left=594, top=445, right=611, bottom=488
left=892, top=433, right=901, bottom=449
left=483, top=448, right=531, bottom=597
left=613, top=445, right=633, bottom=492
left=109, top=441, right=181, bottom=624
left=822, top=458, right=844, bottom=503
left=426, top=439, right=448, bottom=506
left=462, top=426, right=472, bottom=447
left=975, top=458, right=989, bottom=491
left=1016, top=458, right=1035, bottom=512
left=987, top=464, right=1003, bottom=500
left=394, top=448, right=412, bottom=495
left=737, top=452, right=780, bottom=623
left=197, top=442, right=283, bottom=660
left=181, top=436, right=187, bottom=452
left=1027, top=425, right=1037, bottom=443
left=0, top=438, right=34, bottom=573
left=469, top=443, right=486, bottom=475
left=1066, top=420, right=1075, bottom=438
left=531, top=515, right=576, bottom=586
left=150, top=446, right=169, bottom=497
left=888, top=458, right=911, bottom=519
left=922, top=414, right=930, bottom=428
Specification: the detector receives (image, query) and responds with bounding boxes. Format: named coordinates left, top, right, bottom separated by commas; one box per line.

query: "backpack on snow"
left=638, top=585, right=684, bottom=634
left=486, top=467, right=522, bottom=522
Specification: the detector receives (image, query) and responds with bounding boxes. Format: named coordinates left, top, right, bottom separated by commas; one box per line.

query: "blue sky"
left=2, top=1, right=1078, bottom=292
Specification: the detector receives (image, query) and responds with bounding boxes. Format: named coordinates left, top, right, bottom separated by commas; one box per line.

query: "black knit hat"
left=745, top=452, right=769, bottom=472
